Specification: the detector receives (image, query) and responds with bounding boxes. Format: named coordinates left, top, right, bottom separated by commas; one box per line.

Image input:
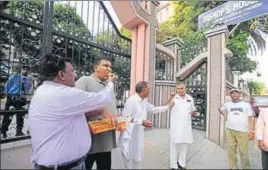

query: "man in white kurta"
left=169, top=83, right=196, bottom=170
left=118, top=81, right=173, bottom=169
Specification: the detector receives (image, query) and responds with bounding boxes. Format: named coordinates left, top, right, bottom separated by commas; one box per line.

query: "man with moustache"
left=219, top=88, right=255, bottom=169
left=168, top=82, right=196, bottom=170
left=75, top=56, right=117, bottom=170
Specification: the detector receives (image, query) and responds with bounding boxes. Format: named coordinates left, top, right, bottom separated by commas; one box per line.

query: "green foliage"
left=227, top=23, right=257, bottom=73
left=157, top=1, right=257, bottom=73
left=7, top=1, right=90, bottom=37
left=96, top=30, right=130, bottom=52
left=53, top=3, right=90, bottom=37
left=248, top=81, right=266, bottom=95
left=120, top=27, right=132, bottom=39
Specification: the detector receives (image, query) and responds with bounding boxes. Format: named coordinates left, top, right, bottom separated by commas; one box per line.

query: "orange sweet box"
left=88, top=116, right=130, bottom=134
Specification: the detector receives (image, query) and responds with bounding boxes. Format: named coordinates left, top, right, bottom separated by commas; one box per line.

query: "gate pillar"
left=110, top=1, right=159, bottom=100
left=205, top=26, right=229, bottom=147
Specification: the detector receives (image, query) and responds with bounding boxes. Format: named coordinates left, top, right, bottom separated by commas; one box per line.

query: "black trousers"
left=85, top=151, right=111, bottom=170
left=262, top=150, right=268, bottom=170
left=1, top=95, right=26, bottom=135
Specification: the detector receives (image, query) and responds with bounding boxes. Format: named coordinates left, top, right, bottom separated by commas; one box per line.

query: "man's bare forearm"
left=218, top=108, right=227, bottom=120
left=218, top=108, right=224, bottom=115
left=167, top=96, right=174, bottom=104
left=249, top=116, right=255, bottom=132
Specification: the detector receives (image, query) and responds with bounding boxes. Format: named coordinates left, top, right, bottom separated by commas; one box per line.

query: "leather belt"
left=36, top=157, right=84, bottom=170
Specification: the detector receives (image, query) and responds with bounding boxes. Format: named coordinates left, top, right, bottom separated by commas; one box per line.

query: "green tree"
left=120, top=27, right=132, bottom=39
left=7, top=1, right=91, bottom=37
left=96, top=30, right=130, bottom=53
left=157, top=1, right=258, bottom=74
left=248, top=81, right=266, bottom=95
left=1, top=1, right=97, bottom=77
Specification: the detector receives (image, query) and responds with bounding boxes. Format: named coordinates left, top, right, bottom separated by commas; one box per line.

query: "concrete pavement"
left=1, top=128, right=262, bottom=169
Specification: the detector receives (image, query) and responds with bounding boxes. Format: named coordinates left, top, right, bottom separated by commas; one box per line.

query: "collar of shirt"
left=134, top=93, right=143, bottom=102
left=231, top=99, right=242, bottom=103
left=91, top=73, right=107, bottom=86
left=175, top=94, right=190, bottom=100
left=42, top=81, right=65, bottom=87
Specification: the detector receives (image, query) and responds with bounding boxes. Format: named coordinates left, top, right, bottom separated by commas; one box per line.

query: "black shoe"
left=16, top=131, right=24, bottom=136
left=2, top=132, right=7, bottom=138
left=177, top=162, right=186, bottom=170
left=177, top=162, right=182, bottom=169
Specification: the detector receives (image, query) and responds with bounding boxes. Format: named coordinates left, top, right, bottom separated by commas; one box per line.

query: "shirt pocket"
left=186, top=101, right=192, bottom=110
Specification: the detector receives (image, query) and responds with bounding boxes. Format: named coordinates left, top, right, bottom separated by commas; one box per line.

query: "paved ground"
left=1, top=128, right=262, bottom=169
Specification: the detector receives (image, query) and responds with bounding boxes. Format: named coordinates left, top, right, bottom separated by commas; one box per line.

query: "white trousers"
left=121, top=152, right=141, bottom=169
left=170, top=141, right=188, bottom=169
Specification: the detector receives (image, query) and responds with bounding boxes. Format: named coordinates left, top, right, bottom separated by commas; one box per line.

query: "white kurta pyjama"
left=118, top=94, right=169, bottom=169
left=170, top=94, right=196, bottom=169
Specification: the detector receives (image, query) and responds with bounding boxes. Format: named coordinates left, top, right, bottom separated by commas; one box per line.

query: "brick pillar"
left=205, top=26, right=229, bottom=147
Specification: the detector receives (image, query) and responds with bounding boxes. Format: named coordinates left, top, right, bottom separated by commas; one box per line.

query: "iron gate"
left=178, top=45, right=207, bottom=131
left=0, top=1, right=131, bottom=143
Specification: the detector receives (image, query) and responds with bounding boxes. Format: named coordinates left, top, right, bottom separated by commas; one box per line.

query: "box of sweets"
left=89, top=116, right=131, bottom=134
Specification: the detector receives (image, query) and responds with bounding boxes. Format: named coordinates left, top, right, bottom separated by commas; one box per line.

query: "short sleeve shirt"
left=220, top=100, right=253, bottom=132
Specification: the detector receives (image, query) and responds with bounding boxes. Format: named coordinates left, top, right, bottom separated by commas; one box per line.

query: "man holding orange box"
left=75, top=56, right=118, bottom=170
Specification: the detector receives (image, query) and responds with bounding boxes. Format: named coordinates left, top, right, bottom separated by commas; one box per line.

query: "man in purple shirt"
left=28, top=54, right=116, bottom=170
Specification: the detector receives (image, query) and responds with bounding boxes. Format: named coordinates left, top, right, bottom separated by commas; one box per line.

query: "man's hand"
left=170, top=92, right=176, bottom=98
left=249, top=131, right=255, bottom=140
left=258, top=140, right=266, bottom=150
left=168, top=92, right=176, bottom=103
left=142, top=120, right=153, bottom=128
left=102, top=110, right=117, bottom=126
left=218, top=108, right=227, bottom=120
left=108, top=73, right=118, bottom=83
left=168, top=100, right=175, bottom=108
left=190, top=111, right=196, bottom=116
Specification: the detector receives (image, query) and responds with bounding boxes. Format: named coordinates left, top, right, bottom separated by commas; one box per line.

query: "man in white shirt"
left=219, top=88, right=255, bottom=169
left=256, top=107, right=268, bottom=169
left=28, top=54, right=116, bottom=170
left=118, top=81, right=174, bottom=169
left=168, top=82, right=196, bottom=170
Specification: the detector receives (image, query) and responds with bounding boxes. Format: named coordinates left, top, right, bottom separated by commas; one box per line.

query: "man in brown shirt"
left=75, top=56, right=117, bottom=170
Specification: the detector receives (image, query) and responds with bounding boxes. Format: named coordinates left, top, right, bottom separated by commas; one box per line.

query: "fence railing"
left=0, top=1, right=131, bottom=144
left=178, top=43, right=207, bottom=72
left=177, top=44, right=207, bottom=130
left=155, top=50, right=175, bottom=81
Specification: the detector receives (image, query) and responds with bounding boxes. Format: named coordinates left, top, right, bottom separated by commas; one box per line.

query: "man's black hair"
left=40, top=53, right=71, bottom=81
left=135, top=81, right=148, bottom=93
left=93, top=56, right=112, bottom=68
